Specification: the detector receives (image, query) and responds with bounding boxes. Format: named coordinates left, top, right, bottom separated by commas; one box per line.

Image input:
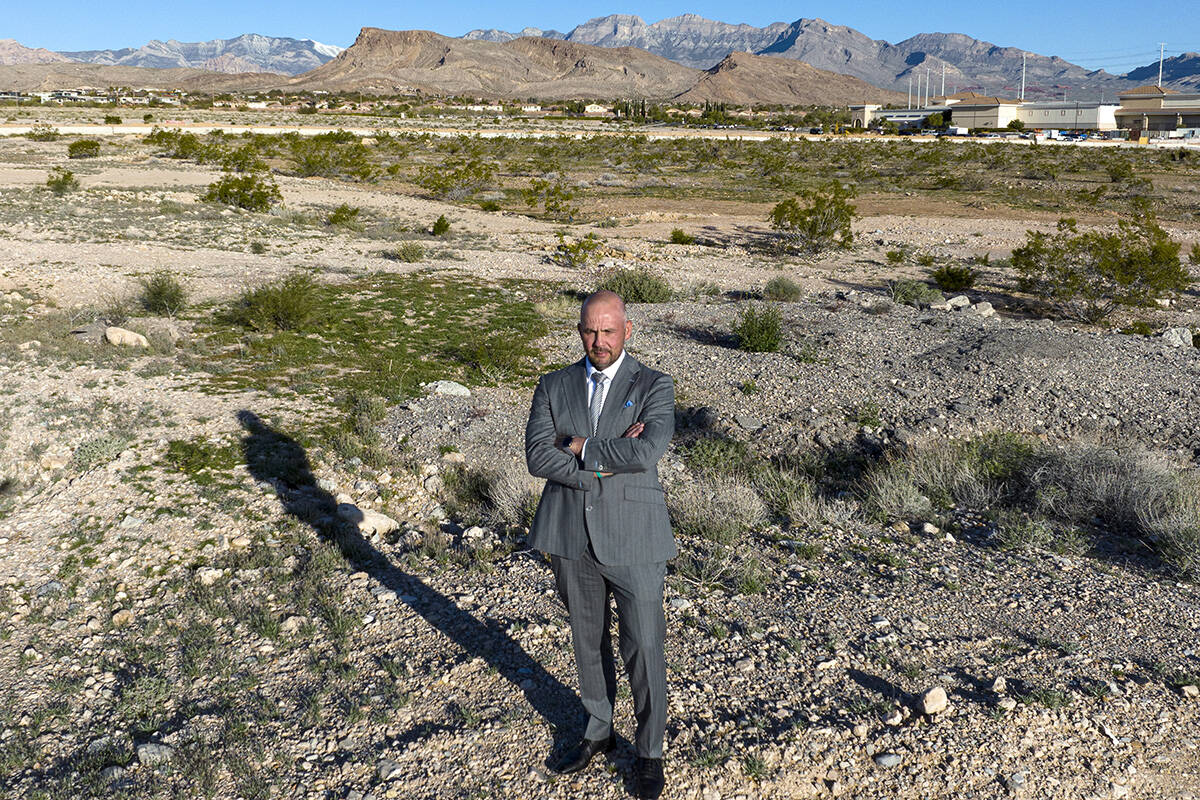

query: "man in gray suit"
left=525, top=290, right=675, bottom=799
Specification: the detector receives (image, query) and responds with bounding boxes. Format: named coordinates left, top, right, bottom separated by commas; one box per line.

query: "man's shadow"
left=236, top=410, right=584, bottom=761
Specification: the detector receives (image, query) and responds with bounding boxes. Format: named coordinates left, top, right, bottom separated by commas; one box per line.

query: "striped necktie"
left=589, top=372, right=609, bottom=436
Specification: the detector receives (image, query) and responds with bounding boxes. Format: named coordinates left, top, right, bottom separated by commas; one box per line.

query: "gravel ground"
left=1, top=128, right=1199, bottom=800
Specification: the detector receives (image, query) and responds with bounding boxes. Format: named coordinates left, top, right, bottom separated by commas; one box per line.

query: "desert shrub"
left=668, top=475, right=766, bottom=544
left=885, top=249, right=906, bottom=265
left=762, top=276, right=802, bottom=301
left=930, top=264, right=978, bottom=291
left=103, top=115, right=122, bottom=125
left=287, top=132, right=373, bottom=179
left=144, top=128, right=217, bottom=161
left=916, top=252, right=936, bottom=267
left=45, top=167, right=79, bottom=195
left=769, top=182, right=856, bottom=254
left=684, top=435, right=756, bottom=478
left=596, top=267, right=672, bottom=303
left=888, top=279, right=943, bottom=307
left=72, top=431, right=134, bottom=472
left=1120, top=320, right=1155, bottom=336
left=381, top=242, right=425, bottom=263
left=138, top=271, right=188, bottom=316
left=26, top=123, right=59, bottom=141
left=68, top=139, right=101, bottom=159
left=326, top=203, right=361, bottom=227
left=200, top=173, right=282, bottom=212
left=550, top=233, right=602, bottom=268
left=220, top=145, right=268, bottom=173
left=432, top=215, right=451, bottom=236
left=733, top=304, right=783, bottom=352
left=417, top=157, right=496, bottom=200
left=1190, top=243, right=1200, bottom=266
left=479, top=199, right=502, bottom=212
left=523, top=176, right=578, bottom=220
left=669, top=228, right=695, bottom=245
left=249, top=241, right=267, bottom=255
left=1011, top=204, right=1189, bottom=322
left=227, top=272, right=319, bottom=332
left=1107, top=160, right=1137, bottom=183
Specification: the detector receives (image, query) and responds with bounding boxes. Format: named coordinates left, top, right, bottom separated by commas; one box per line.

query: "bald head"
left=578, top=290, right=631, bottom=370
left=580, top=290, right=627, bottom=324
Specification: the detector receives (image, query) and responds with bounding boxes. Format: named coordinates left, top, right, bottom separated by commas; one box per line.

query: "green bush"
left=144, top=128, right=218, bottom=162
left=417, top=157, right=496, bottom=200
left=228, top=272, right=319, bottom=332
left=26, top=123, right=59, bottom=142
left=733, top=304, right=783, bottom=352
left=381, top=242, right=425, bottom=263
left=885, top=249, right=906, bottom=265
left=68, top=139, right=101, bottom=159
left=200, top=172, right=282, bottom=212
left=326, top=203, right=361, bottom=227
left=138, top=271, right=188, bottom=316
left=103, top=115, right=122, bottom=125
left=432, top=215, right=451, bottom=236
left=479, top=199, right=502, bottom=212
left=1011, top=204, right=1189, bottom=322
left=1189, top=243, right=1200, bottom=266
left=769, top=182, right=856, bottom=255
left=762, top=276, right=802, bottom=301
left=669, top=228, right=695, bottom=245
left=551, top=233, right=602, bottom=268
left=596, top=267, right=672, bottom=303
left=930, top=264, right=978, bottom=291
left=288, top=132, right=373, bottom=180
left=220, top=145, right=268, bottom=173
left=889, top=279, right=943, bottom=307
left=523, top=177, right=578, bottom=220
left=916, top=253, right=936, bottom=267
left=45, top=167, right=79, bottom=195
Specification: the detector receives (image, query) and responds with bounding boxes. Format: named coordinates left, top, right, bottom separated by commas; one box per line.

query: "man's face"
left=578, top=302, right=631, bottom=370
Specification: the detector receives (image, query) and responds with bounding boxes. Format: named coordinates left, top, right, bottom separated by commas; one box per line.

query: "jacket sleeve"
left=525, top=375, right=598, bottom=492
left=582, top=374, right=674, bottom=475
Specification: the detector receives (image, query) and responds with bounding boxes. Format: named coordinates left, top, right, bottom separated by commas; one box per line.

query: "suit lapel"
left=564, top=358, right=590, bottom=437
left=597, top=356, right=640, bottom=438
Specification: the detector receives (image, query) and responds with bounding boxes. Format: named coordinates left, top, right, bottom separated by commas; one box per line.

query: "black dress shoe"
left=635, top=757, right=665, bottom=799
left=553, top=734, right=615, bottom=774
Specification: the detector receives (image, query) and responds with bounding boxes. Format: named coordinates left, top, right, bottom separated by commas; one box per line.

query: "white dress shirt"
left=582, top=349, right=626, bottom=461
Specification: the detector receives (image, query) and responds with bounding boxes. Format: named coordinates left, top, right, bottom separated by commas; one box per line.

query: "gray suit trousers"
left=552, top=548, right=667, bottom=759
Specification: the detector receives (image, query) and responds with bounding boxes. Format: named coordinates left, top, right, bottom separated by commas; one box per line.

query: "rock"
left=669, top=597, right=692, bottom=610
left=111, top=609, right=134, bottom=628
left=947, top=295, right=971, bottom=309
left=966, top=301, right=996, bottom=317
left=229, top=535, right=251, bottom=549
left=735, top=658, right=755, bottom=673
left=998, top=698, right=1018, bottom=712
left=929, top=301, right=951, bottom=311
left=883, top=710, right=903, bottom=726
left=337, top=504, right=400, bottom=536
left=100, top=765, right=126, bottom=782
left=991, top=677, right=1007, bottom=694
left=816, top=658, right=838, bottom=670
left=869, top=615, right=890, bottom=629
left=104, top=326, right=149, bottom=348
left=281, top=615, right=306, bottom=635
left=35, top=580, right=64, bottom=598
left=1162, top=327, right=1194, bottom=348
left=852, top=723, right=868, bottom=738
left=735, top=414, right=763, bottom=431
left=195, top=567, right=223, bottom=587
left=919, top=686, right=949, bottom=715
left=1181, top=684, right=1199, bottom=698
left=70, top=321, right=107, bottom=343
left=873, top=753, right=902, bottom=768
left=136, top=743, right=174, bottom=765
left=441, top=451, right=466, bottom=464
left=377, top=759, right=403, bottom=781
left=920, top=522, right=940, bottom=536
left=427, top=380, right=471, bottom=397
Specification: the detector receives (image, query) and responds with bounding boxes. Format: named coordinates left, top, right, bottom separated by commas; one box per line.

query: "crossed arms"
left=525, top=372, right=675, bottom=491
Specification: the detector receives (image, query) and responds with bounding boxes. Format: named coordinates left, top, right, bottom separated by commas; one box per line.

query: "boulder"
left=919, top=686, right=949, bottom=715
left=947, top=295, right=971, bottom=309
left=1162, top=327, right=1194, bottom=348
left=427, top=380, right=471, bottom=396
left=337, top=503, right=400, bottom=536
left=104, top=327, right=149, bottom=348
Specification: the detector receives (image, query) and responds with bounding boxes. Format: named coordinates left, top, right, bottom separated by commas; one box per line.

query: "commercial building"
left=1114, top=86, right=1200, bottom=133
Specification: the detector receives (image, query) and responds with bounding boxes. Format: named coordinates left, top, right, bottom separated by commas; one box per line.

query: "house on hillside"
left=584, top=103, right=610, bottom=116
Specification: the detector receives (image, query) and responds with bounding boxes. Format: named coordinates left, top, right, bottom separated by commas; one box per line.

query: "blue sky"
left=9, top=0, right=1197, bottom=75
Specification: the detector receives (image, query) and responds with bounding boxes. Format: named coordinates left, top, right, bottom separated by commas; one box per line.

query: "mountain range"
left=1, top=15, right=1196, bottom=103
left=463, top=14, right=1155, bottom=99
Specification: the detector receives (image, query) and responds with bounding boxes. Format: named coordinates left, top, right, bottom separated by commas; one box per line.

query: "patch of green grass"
left=163, top=438, right=240, bottom=485
left=193, top=271, right=548, bottom=400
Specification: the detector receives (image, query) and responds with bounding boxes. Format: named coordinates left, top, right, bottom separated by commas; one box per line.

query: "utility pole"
left=926, top=66, right=931, bottom=105
left=916, top=73, right=922, bottom=107
left=1020, top=53, right=1026, bottom=101
left=908, top=75, right=912, bottom=108
left=941, top=63, right=946, bottom=98
left=1158, top=42, right=1166, bottom=88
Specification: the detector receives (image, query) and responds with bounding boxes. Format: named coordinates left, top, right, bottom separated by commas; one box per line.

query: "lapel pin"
left=624, top=400, right=634, bottom=408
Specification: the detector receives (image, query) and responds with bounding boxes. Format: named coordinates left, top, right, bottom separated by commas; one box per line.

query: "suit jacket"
left=525, top=354, right=676, bottom=565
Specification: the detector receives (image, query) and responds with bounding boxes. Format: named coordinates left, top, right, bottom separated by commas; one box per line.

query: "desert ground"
left=1, top=110, right=1199, bottom=800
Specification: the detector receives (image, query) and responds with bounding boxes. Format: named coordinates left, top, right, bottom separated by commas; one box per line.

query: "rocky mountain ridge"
left=464, top=14, right=1196, bottom=99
